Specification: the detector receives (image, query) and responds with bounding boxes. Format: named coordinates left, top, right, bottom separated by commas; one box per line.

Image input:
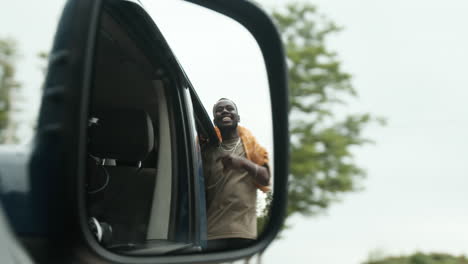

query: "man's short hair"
left=212, top=98, right=238, bottom=116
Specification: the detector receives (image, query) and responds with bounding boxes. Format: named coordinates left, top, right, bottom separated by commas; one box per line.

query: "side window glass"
left=0, top=2, right=64, bottom=233
left=0, top=3, right=64, bottom=147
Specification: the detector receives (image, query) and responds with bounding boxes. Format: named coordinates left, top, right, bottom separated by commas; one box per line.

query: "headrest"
left=88, top=108, right=154, bottom=163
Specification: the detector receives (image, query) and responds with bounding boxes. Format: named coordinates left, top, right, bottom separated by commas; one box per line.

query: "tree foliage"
left=364, top=252, right=468, bottom=264
left=0, top=37, right=20, bottom=144
left=270, top=3, right=383, bottom=218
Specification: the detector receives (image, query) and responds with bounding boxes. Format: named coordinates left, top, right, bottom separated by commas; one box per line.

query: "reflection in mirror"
left=85, top=0, right=273, bottom=255
left=148, top=0, right=274, bottom=253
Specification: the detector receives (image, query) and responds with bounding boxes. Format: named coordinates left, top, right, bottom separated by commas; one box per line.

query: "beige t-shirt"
left=203, top=138, right=258, bottom=240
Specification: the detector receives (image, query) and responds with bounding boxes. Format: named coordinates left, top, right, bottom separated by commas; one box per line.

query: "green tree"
left=38, top=51, right=49, bottom=76
left=270, top=3, right=384, bottom=219
left=363, top=252, right=468, bottom=264
left=0, top=37, right=20, bottom=143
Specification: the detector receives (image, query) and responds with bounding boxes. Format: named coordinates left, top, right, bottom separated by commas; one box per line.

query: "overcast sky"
left=1, top=0, right=467, bottom=264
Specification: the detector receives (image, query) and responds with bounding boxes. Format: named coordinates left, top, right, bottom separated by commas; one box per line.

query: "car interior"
left=85, top=9, right=180, bottom=252
left=82, top=0, right=222, bottom=255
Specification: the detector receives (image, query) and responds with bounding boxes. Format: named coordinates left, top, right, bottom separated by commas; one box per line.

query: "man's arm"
left=241, top=158, right=270, bottom=187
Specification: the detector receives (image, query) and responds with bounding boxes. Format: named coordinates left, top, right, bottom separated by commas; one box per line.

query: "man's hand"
left=216, top=154, right=245, bottom=173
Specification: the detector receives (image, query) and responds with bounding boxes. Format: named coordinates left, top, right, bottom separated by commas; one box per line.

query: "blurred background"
left=1, top=0, right=467, bottom=263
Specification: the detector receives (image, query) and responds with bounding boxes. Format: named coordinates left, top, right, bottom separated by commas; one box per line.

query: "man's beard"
left=218, top=122, right=238, bottom=131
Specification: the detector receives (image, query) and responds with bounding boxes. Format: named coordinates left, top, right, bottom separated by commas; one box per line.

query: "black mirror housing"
left=27, top=0, right=289, bottom=263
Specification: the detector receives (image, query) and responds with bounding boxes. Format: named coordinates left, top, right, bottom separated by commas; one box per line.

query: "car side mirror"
left=28, top=0, right=288, bottom=263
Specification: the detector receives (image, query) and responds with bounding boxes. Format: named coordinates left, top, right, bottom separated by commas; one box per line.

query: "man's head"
left=213, top=98, right=240, bottom=130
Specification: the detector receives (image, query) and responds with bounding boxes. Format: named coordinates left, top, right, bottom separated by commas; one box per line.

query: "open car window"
left=84, top=2, right=200, bottom=254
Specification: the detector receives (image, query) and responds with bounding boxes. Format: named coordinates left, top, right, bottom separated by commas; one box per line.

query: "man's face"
left=213, top=100, right=240, bottom=129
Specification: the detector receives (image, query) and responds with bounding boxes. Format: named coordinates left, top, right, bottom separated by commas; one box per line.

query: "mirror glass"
left=85, top=0, right=274, bottom=255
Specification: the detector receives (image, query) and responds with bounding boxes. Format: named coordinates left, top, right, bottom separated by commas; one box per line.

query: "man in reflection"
left=203, top=98, right=271, bottom=251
